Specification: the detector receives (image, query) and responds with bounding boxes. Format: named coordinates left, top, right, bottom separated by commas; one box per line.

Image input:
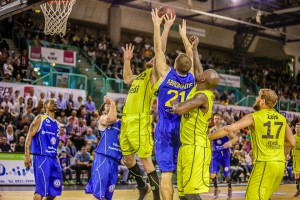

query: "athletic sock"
left=296, top=178, right=300, bottom=191
left=147, top=170, right=161, bottom=200
left=128, top=163, right=145, bottom=188
left=212, top=177, right=218, bottom=188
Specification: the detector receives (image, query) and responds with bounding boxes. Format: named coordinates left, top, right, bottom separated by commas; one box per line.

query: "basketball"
left=158, top=6, right=175, bottom=24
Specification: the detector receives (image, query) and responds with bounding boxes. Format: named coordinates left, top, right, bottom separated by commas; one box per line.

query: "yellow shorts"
left=177, top=145, right=211, bottom=196
left=245, top=161, right=285, bottom=200
left=120, top=114, right=154, bottom=158
left=294, top=156, right=300, bottom=174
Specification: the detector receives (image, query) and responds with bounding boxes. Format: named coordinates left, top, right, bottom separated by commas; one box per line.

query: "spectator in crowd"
left=72, top=117, right=88, bottom=150
left=75, top=96, right=84, bottom=109
left=6, top=87, right=13, bottom=103
left=65, top=138, right=77, bottom=158
left=85, top=140, right=94, bottom=154
left=22, top=106, right=35, bottom=123
left=13, top=59, right=24, bottom=78
left=230, top=150, right=244, bottom=182
left=66, top=118, right=75, bottom=136
left=17, top=124, right=29, bottom=141
left=57, top=93, right=67, bottom=111
left=5, top=124, right=16, bottom=144
left=68, top=110, right=78, bottom=125
left=85, top=128, right=97, bottom=148
left=39, top=92, right=46, bottom=103
left=89, top=120, right=99, bottom=139
left=0, top=136, right=11, bottom=152
left=15, top=135, right=25, bottom=152
left=1, top=94, right=13, bottom=110
left=2, top=105, right=13, bottom=125
left=71, top=146, right=91, bottom=185
left=57, top=140, right=66, bottom=156
left=25, top=98, right=33, bottom=110
left=66, top=94, right=75, bottom=109
left=13, top=90, right=21, bottom=105
left=59, top=127, right=68, bottom=145
left=84, top=95, right=96, bottom=115
left=3, top=58, right=14, bottom=76
left=60, top=150, right=74, bottom=185
left=24, top=88, right=37, bottom=108
left=60, top=110, right=68, bottom=125
left=65, top=102, right=73, bottom=117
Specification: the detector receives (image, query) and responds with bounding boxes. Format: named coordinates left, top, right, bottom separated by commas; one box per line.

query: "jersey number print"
left=262, top=121, right=283, bottom=139
left=165, top=90, right=186, bottom=107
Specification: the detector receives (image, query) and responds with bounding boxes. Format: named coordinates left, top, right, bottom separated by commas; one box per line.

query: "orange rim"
left=46, top=0, right=74, bottom=4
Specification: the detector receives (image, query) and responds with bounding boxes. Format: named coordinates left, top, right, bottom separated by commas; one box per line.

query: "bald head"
left=198, top=69, right=219, bottom=89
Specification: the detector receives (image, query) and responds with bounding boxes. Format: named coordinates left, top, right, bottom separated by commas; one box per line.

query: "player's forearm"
left=209, top=128, right=231, bottom=140
left=123, top=60, right=133, bottom=84
left=192, top=46, right=203, bottom=74
left=24, top=135, right=32, bottom=157
left=284, top=140, right=294, bottom=147
left=154, top=24, right=163, bottom=54
left=284, top=147, right=291, bottom=156
left=107, top=102, right=117, bottom=122
left=161, top=28, right=170, bottom=53
left=181, top=34, right=193, bottom=58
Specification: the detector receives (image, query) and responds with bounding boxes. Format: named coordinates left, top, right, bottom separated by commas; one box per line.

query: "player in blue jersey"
left=210, top=113, right=237, bottom=200
left=85, top=96, right=121, bottom=200
left=24, top=99, right=62, bottom=200
left=152, top=9, right=203, bottom=200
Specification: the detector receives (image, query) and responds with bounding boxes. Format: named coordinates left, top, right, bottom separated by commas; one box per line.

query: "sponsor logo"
left=51, top=137, right=56, bottom=145
left=46, top=119, right=50, bottom=123
left=224, top=167, right=229, bottom=172
left=42, top=131, right=56, bottom=135
left=108, top=184, right=115, bottom=192
left=266, top=140, right=282, bottom=150
left=53, top=179, right=61, bottom=187
left=217, top=140, right=222, bottom=145
left=108, top=126, right=111, bottom=130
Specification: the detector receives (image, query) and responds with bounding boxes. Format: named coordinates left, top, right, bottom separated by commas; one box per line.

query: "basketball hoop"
left=40, top=0, right=76, bottom=37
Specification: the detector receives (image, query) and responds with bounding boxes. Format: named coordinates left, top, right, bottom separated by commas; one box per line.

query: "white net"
left=40, top=0, right=76, bottom=37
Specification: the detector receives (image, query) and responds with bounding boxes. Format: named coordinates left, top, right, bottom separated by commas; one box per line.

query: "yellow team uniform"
left=120, top=68, right=158, bottom=158
left=292, top=134, right=300, bottom=173
left=177, top=87, right=214, bottom=196
left=246, top=109, right=286, bottom=200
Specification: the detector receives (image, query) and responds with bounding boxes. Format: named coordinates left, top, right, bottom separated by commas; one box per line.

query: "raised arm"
left=99, top=96, right=117, bottom=126
left=223, top=131, right=239, bottom=149
left=24, top=115, right=41, bottom=169
left=171, top=93, right=208, bottom=116
left=179, top=20, right=194, bottom=73
left=209, top=114, right=254, bottom=140
left=152, top=8, right=170, bottom=79
left=161, top=14, right=175, bottom=53
left=122, top=44, right=137, bottom=85
left=189, top=35, right=203, bottom=75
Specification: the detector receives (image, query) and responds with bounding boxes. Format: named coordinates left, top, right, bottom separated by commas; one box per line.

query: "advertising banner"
left=0, top=153, right=35, bottom=185
left=219, top=73, right=240, bottom=88
left=29, top=46, right=76, bottom=67
left=186, top=26, right=206, bottom=37
left=0, top=82, right=86, bottom=102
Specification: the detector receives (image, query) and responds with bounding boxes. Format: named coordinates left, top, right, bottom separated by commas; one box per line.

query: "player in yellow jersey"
left=209, top=89, right=296, bottom=200
left=120, top=15, right=175, bottom=200
left=170, top=68, right=219, bottom=200
left=293, top=123, right=300, bottom=197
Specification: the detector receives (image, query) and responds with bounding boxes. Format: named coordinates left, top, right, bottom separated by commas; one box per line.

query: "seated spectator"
left=2, top=73, right=11, bottom=82
left=90, top=119, right=99, bottom=139
left=60, top=110, right=68, bottom=125
left=71, top=117, right=88, bottom=150
left=57, top=93, right=67, bottom=111
left=57, top=140, right=66, bottom=156
left=25, top=69, right=36, bottom=81
left=64, top=102, right=73, bottom=117
left=17, top=124, right=29, bottom=141
left=0, top=136, right=11, bottom=152
left=66, top=118, right=75, bottom=136
left=230, top=150, right=243, bottom=182
left=75, top=96, right=84, bottom=110
left=5, top=124, right=16, bottom=144
left=2, top=105, right=12, bottom=125
left=65, top=138, right=77, bottom=158
left=13, top=96, right=25, bottom=116
left=22, top=106, right=35, bottom=123
left=14, top=136, right=25, bottom=153
left=246, top=150, right=253, bottom=173
left=24, top=88, right=38, bottom=108
left=84, top=95, right=96, bottom=115
left=60, top=150, right=74, bottom=185
left=71, top=146, right=91, bottom=185
left=87, top=47, right=96, bottom=62
left=85, top=128, right=97, bottom=148
left=68, top=110, right=78, bottom=125
left=3, top=58, right=14, bottom=76
left=1, top=94, right=13, bottom=110
left=59, top=127, right=67, bottom=145
left=118, top=159, right=129, bottom=185
left=14, top=74, right=23, bottom=83
left=86, top=141, right=94, bottom=154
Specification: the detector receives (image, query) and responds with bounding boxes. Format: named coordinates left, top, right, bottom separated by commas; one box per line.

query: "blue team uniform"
left=31, top=114, right=61, bottom=197
left=85, top=120, right=122, bottom=200
left=155, top=68, right=194, bottom=172
left=210, top=127, right=231, bottom=177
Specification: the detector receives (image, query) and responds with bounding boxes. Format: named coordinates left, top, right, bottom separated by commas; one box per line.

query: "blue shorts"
left=210, top=150, right=231, bottom=177
left=33, top=155, right=62, bottom=197
left=155, top=119, right=181, bottom=172
left=85, top=154, right=119, bottom=200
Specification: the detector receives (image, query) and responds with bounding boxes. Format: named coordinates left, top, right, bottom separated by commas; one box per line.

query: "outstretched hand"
left=189, top=35, right=199, bottom=49
left=151, top=8, right=164, bottom=26
left=179, top=19, right=187, bottom=36
left=122, top=43, right=135, bottom=61
left=164, top=13, right=176, bottom=30
left=104, top=96, right=114, bottom=104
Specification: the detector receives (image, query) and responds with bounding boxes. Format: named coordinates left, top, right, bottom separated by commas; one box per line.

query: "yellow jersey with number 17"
left=180, top=87, right=214, bottom=147
left=250, top=109, right=286, bottom=163
left=123, top=68, right=158, bottom=114
left=292, top=134, right=300, bottom=156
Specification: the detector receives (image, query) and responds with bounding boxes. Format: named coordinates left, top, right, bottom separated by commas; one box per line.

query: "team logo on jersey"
left=46, top=119, right=50, bottom=123
left=51, top=137, right=56, bottom=145
left=53, top=179, right=61, bottom=187
left=108, top=126, right=111, bottom=130
left=108, top=184, right=115, bottom=193
left=224, top=167, right=229, bottom=172
left=217, top=140, right=222, bottom=145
